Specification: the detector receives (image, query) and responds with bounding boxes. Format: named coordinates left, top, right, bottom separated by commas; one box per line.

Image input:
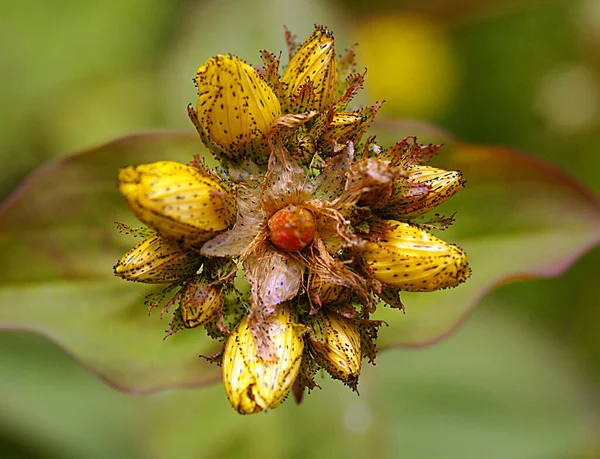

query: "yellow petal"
left=362, top=220, right=470, bottom=291
left=282, top=25, right=338, bottom=111
left=118, top=161, right=235, bottom=246
left=308, top=311, right=361, bottom=385
left=387, top=165, right=464, bottom=217
left=222, top=305, right=304, bottom=414
left=194, top=55, right=281, bottom=165
left=114, top=235, right=200, bottom=284
left=179, top=276, right=223, bottom=328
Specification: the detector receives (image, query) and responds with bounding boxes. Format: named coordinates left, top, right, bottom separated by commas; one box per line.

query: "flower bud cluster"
left=113, top=25, right=470, bottom=414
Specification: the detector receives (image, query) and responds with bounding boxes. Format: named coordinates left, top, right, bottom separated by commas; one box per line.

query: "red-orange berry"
left=268, top=205, right=316, bottom=252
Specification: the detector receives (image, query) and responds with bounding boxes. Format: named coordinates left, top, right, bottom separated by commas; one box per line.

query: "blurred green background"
left=1, top=0, right=599, bottom=458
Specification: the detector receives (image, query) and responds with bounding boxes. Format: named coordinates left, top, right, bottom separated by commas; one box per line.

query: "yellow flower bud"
left=308, top=311, right=361, bottom=385
left=281, top=25, right=338, bottom=111
left=387, top=165, right=464, bottom=217
left=319, top=112, right=367, bottom=151
left=179, top=276, right=223, bottom=328
left=194, top=54, right=282, bottom=165
left=114, top=235, right=200, bottom=284
left=362, top=220, right=470, bottom=292
left=118, top=161, right=234, bottom=246
left=308, top=275, right=350, bottom=307
left=222, top=305, right=304, bottom=414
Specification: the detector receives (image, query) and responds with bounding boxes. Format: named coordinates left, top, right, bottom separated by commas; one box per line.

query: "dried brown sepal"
left=337, top=44, right=358, bottom=83
left=144, top=283, right=181, bottom=316
left=344, top=157, right=405, bottom=209
left=377, top=287, right=405, bottom=312
left=114, top=222, right=155, bottom=239
left=260, top=136, right=312, bottom=214
left=293, top=349, right=321, bottom=403
left=259, top=50, right=285, bottom=100
left=334, top=71, right=366, bottom=112
left=358, top=319, right=385, bottom=365
left=164, top=306, right=185, bottom=339
left=379, top=136, right=442, bottom=167
left=306, top=236, right=370, bottom=309
left=284, top=26, right=299, bottom=61
left=290, top=79, right=318, bottom=113
left=411, top=212, right=456, bottom=231
left=200, top=349, right=223, bottom=365
left=244, top=245, right=305, bottom=318
left=384, top=166, right=465, bottom=218
left=309, top=142, right=354, bottom=203
left=326, top=300, right=359, bottom=319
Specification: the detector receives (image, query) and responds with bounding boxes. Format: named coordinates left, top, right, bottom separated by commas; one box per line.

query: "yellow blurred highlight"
left=357, top=14, right=458, bottom=119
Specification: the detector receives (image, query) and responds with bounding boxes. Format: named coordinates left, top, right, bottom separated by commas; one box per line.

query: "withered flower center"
left=267, top=205, right=316, bottom=252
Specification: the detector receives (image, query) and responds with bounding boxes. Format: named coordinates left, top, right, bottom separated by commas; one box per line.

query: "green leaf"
left=369, top=120, right=600, bottom=348
left=1, top=303, right=589, bottom=458
left=131, top=303, right=591, bottom=459
left=0, top=132, right=222, bottom=392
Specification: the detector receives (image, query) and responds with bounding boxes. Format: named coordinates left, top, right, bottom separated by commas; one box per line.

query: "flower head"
left=114, top=25, right=470, bottom=414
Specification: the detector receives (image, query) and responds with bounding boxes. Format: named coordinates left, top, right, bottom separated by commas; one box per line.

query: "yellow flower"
left=113, top=234, right=200, bottom=283
left=282, top=25, right=338, bottom=111
left=387, top=165, right=465, bottom=217
left=222, top=304, right=304, bottom=414
left=179, top=276, right=223, bottom=328
left=307, top=311, right=361, bottom=386
left=118, top=161, right=234, bottom=246
left=193, top=55, right=282, bottom=166
left=114, top=26, right=472, bottom=414
left=362, top=220, right=470, bottom=291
